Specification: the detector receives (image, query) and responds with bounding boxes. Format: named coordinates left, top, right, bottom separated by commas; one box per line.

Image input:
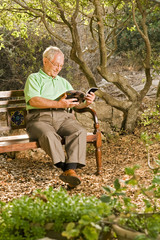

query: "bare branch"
left=97, top=89, right=132, bottom=110
left=41, top=16, right=72, bottom=46
left=89, top=16, right=98, bottom=43
left=72, top=0, right=80, bottom=19
left=132, top=0, right=151, bottom=66
left=94, top=0, right=107, bottom=68
left=131, top=0, right=152, bottom=98
left=50, top=0, right=72, bottom=30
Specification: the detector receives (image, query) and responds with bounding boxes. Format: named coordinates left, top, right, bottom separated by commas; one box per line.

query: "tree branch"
left=94, top=0, right=107, bottom=68
left=132, top=0, right=152, bottom=98
left=50, top=0, right=72, bottom=30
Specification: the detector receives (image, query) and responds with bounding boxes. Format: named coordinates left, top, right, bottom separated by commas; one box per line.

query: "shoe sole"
left=59, top=174, right=81, bottom=186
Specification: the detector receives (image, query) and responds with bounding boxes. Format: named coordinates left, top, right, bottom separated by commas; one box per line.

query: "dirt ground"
left=0, top=98, right=159, bottom=203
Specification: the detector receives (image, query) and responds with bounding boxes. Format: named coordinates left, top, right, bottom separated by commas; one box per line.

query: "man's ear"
left=43, top=57, right=48, bottom=65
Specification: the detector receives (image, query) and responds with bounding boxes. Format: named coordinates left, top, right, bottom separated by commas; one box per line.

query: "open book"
left=66, top=87, right=98, bottom=102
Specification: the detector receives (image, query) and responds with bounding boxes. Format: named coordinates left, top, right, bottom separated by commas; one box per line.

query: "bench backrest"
left=0, top=90, right=99, bottom=133
left=0, top=90, right=27, bottom=131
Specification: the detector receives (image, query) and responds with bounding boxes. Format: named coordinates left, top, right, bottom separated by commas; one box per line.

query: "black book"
left=66, top=87, right=98, bottom=102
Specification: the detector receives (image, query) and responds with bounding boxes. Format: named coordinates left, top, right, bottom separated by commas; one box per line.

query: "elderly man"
left=24, top=46, right=95, bottom=188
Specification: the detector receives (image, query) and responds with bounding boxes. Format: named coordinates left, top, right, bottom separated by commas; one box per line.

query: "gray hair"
left=43, top=46, right=64, bottom=60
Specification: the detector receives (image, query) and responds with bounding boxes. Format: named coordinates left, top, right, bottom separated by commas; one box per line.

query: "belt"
left=28, top=108, right=65, bottom=113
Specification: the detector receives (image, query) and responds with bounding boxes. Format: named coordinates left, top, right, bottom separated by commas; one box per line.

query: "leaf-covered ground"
left=0, top=99, right=159, bottom=203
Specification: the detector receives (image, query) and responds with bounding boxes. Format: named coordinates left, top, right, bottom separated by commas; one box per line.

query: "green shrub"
left=0, top=187, right=111, bottom=240
left=101, top=162, right=160, bottom=239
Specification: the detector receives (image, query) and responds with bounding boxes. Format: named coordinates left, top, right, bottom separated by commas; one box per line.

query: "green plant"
left=0, top=187, right=111, bottom=240
left=139, top=108, right=160, bottom=127
left=62, top=214, right=102, bottom=240
left=101, top=163, right=160, bottom=239
left=140, top=132, right=160, bottom=171
left=100, top=124, right=160, bottom=239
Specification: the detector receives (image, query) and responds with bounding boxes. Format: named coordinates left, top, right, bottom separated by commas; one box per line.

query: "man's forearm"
left=29, top=97, right=62, bottom=109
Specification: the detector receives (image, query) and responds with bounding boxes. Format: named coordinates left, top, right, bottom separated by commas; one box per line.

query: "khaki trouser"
left=26, top=109, right=87, bottom=167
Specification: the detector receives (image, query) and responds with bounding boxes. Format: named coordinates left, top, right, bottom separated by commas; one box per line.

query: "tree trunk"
left=3, top=0, right=155, bottom=133
left=122, top=101, right=141, bottom=132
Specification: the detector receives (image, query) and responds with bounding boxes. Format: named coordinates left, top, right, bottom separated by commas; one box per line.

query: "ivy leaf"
left=125, top=165, right=140, bottom=176
left=113, top=192, right=126, bottom=196
left=82, top=225, right=99, bottom=240
left=66, top=222, right=75, bottom=231
left=125, top=177, right=138, bottom=185
left=62, top=222, right=80, bottom=238
left=152, top=175, right=160, bottom=184
left=102, top=186, right=112, bottom=193
left=79, top=215, right=92, bottom=225
left=114, top=179, right=120, bottom=190
left=100, top=195, right=111, bottom=203
left=143, top=199, right=151, bottom=208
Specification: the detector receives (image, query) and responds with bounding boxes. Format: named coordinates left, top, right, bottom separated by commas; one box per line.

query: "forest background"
left=0, top=0, right=160, bottom=134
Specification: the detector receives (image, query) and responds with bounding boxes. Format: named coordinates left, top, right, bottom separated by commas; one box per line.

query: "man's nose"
left=57, top=65, right=62, bottom=71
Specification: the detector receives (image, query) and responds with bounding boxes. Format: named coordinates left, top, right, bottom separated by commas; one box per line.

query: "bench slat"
left=0, top=90, right=24, bottom=98
left=0, top=99, right=25, bottom=106
left=0, top=134, right=29, bottom=142
left=0, top=135, right=97, bottom=154
left=0, top=139, right=30, bottom=147
left=0, top=142, right=39, bottom=153
left=0, top=133, right=97, bottom=144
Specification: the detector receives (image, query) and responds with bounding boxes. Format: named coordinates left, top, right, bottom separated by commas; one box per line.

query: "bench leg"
left=95, top=131, right=102, bottom=175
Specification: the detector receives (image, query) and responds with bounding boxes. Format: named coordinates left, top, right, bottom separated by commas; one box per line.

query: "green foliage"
left=0, top=187, right=111, bottom=240
left=140, top=132, right=153, bottom=145
left=62, top=222, right=80, bottom=239
left=0, top=26, right=54, bottom=90
left=101, top=110, right=160, bottom=237
left=117, top=9, right=160, bottom=67
left=139, top=108, right=160, bottom=127
left=62, top=214, right=102, bottom=240
left=140, top=131, right=160, bottom=172
left=120, top=213, right=160, bottom=240
left=101, top=164, right=160, bottom=238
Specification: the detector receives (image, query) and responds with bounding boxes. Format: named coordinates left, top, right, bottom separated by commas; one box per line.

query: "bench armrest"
left=73, top=107, right=100, bottom=134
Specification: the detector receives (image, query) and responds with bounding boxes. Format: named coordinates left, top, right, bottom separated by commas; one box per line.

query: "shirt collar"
left=39, top=69, right=59, bottom=80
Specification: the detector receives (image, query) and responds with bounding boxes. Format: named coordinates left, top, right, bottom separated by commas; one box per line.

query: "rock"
left=112, top=108, right=123, bottom=130
left=74, top=101, right=123, bottom=134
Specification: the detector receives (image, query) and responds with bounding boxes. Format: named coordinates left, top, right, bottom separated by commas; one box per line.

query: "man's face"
left=43, top=53, right=64, bottom=78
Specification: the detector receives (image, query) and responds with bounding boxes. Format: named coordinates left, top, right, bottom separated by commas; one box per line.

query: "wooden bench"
left=0, top=90, right=102, bottom=174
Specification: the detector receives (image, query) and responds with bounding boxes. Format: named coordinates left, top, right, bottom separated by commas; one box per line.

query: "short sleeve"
left=24, top=74, right=41, bottom=103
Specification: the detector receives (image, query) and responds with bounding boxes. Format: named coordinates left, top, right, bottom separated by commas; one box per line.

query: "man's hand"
left=58, top=93, right=79, bottom=108
left=74, top=92, right=96, bottom=109
left=85, top=92, right=95, bottom=106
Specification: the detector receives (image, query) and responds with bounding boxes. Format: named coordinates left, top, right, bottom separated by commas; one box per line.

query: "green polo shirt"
left=24, top=69, right=73, bottom=110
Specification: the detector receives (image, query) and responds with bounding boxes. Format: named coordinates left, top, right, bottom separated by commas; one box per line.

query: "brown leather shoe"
left=59, top=169, right=81, bottom=186
left=67, top=184, right=76, bottom=190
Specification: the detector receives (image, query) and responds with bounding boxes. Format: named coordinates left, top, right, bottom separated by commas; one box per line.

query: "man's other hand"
left=58, top=93, right=80, bottom=108
left=85, top=92, right=95, bottom=106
